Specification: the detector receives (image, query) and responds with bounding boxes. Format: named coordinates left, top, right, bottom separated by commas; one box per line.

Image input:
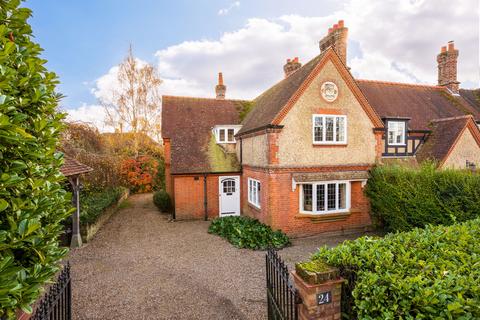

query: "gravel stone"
left=69, top=193, right=372, bottom=320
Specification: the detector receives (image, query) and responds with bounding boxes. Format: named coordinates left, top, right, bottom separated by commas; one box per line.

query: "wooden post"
left=69, top=175, right=82, bottom=248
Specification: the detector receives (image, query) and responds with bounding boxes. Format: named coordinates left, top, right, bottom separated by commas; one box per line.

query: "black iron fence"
left=31, top=263, right=72, bottom=320
left=266, top=249, right=301, bottom=320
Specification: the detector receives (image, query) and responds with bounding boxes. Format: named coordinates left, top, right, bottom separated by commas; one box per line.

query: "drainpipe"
left=203, top=174, right=208, bottom=221
left=239, top=137, right=243, bottom=166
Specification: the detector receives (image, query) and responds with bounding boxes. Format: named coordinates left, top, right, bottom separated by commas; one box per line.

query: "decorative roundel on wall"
left=320, top=81, right=339, bottom=102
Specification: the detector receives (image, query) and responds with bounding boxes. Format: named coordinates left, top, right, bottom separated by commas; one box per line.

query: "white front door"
left=219, top=176, right=240, bottom=216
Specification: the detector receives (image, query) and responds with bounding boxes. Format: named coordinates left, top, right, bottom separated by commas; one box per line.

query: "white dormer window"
left=387, top=121, right=406, bottom=145
left=213, top=125, right=242, bottom=144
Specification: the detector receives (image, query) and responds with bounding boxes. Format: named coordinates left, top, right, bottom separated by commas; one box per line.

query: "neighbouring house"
left=162, top=20, right=480, bottom=236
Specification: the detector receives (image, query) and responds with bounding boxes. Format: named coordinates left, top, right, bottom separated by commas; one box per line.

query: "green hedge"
left=0, top=1, right=71, bottom=317
left=208, top=216, right=290, bottom=250
left=153, top=190, right=171, bottom=212
left=313, top=219, right=480, bottom=319
left=80, top=187, right=127, bottom=224
left=366, top=163, right=480, bottom=232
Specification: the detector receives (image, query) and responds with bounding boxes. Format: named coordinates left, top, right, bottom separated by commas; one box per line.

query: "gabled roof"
left=416, top=115, right=480, bottom=166
left=162, top=96, right=246, bottom=174
left=237, top=48, right=383, bottom=135
left=60, top=156, right=93, bottom=177
left=357, top=80, right=480, bottom=130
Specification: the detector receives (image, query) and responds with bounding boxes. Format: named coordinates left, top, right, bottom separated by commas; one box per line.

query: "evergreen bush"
left=366, top=163, right=480, bottom=231
left=208, top=216, right=290, bottom=250
left=0, top=1, right=71, bottom=317
left=153, top=190, right=172, bottom=212
left=313, top=219, right=480, bottom=319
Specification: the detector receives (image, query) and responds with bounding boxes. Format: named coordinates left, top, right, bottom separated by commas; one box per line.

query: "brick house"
left=162, top=21, right=480, bottom=236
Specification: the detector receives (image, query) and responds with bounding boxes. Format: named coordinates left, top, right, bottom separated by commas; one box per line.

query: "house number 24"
left=317, top=291, right=332, bottom=305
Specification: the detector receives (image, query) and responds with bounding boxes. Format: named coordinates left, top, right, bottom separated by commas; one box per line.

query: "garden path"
left=69, top=193, right=369, bottom=320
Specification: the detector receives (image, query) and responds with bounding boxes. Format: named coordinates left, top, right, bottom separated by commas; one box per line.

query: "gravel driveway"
left=70, top=193, right=368, bottom=320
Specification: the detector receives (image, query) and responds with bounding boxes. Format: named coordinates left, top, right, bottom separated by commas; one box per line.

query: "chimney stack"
left=215, top=72, right=226, bottom=99
left=283, top=57, right=302, bottom=78
left=437, top=41, right=460, bottom=94
left=319, top=20, right=348, bottom=65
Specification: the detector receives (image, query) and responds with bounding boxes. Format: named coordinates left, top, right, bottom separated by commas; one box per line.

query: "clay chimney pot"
left=338, top=20, right=344, bottom=28
left=333, top=23, right=338, bottom=29
left=441, top=46, right=447, bottom=53
left=448, top=41, right=455, bottom=51
left=328, top=27, right=333, bottom=34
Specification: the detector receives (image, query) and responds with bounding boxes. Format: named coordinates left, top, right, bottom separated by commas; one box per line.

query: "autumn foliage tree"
left=100, top=46, right=163, bottom=151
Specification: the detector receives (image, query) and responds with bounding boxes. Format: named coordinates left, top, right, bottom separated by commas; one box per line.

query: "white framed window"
left=312, top=115, right=347, bottom=144
left=387, top=121, right=406, bottom=145
left=214, top=125, right=241, bottom=144
left=248, top=178, right=261, bottom=208
left=300, top=181, right=350, bottom=214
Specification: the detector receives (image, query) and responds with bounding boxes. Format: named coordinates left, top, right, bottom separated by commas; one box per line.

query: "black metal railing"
left=266, top=249, right=301, bottom=320
left=31, top=263, right=72, bottom=320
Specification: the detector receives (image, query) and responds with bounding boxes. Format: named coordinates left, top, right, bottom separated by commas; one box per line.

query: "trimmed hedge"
left=0, top=2, right=71, bottom=318
left=208, top=216, right=290, bottom=250
left=153, top=190, right=171, bottom=212
left=313, top=219, right=480, bottom=319
left=366, top=163, right=480, bottom=232
left=80, top=187, right=127, bottom=224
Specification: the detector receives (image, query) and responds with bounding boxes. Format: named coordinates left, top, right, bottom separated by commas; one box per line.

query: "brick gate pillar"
left=291, top=263, right=344, bottom=320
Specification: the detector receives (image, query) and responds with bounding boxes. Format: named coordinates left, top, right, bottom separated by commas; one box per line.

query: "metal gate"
left=31, top=263, right=72, bottom=320
left=266, top=249, right=301, bottom=320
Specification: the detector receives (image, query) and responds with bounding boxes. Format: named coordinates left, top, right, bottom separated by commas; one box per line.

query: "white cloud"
left=218, top=1, right=240, bottom=16
left=69, top=0, right=479, bottom=128
left=64, top=103, right=112, bottom=132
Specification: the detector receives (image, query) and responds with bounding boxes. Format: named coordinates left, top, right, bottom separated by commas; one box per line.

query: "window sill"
left=247, top=203, right=261, bottom=211
left=312, top=144, right=347, bottom=148
left=295, top=211, right=351, bottom=222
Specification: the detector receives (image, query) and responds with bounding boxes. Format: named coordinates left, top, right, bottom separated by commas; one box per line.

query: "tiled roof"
left=416, top=115, right=473, bottom=164
left=459, top=89, right=480, bottom=112
left=162, top=96, right=245, bottom=174
left=60, top=156, right=93, bottom=177
left=238, top=52, right=327, bottom=135
left=357, top=80, right=480, bottom=130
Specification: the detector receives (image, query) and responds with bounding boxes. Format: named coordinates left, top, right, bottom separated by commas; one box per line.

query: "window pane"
left=303, top=184, right=313, bottom=211
left=316, top=184, right=325, bottom=211
left=338, top=183, right=346, bottom=209
left=327, top=183, right=336, bottom=210
left=314, top=117, right=323, bottom=142
left=219, top=129, right=225, bottom=142
left=257, top=182, right=261, bottom=206
left=336, top=117, right=345, bottom=142
left=228, top=129, right=235, bottom=142
left=249, top=180, right=252, bottom=202
left=325, top=117, right=334, bottom=141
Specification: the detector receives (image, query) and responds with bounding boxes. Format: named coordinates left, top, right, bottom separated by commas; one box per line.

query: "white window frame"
left=299, top=181, right=350, bottom=214
left=248, top=178, right=261, bottom=208
left=387, top=121, right=406, bottom=146
left=312, top=114, right=347, bottom=145
left=213, top=125, right=241, bottom=144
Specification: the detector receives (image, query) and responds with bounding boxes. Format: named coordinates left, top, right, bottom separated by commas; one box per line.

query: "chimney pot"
left=328, top=27, right=333, bottom=34
left=448, top=41, right=455, bottom=51
left=441, top=46, right=447, bottom=53
left=319, top=20, right=348, bottom=65
left=338, top=20, right=344, bottom=28
left=333, top=23, right=338, bottom=29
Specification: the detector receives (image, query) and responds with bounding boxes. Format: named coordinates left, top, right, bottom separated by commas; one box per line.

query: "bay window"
left=248, top=178, right=261, bottom=208
left=313, top=114, right=347, bottom=144
left=300, top=181, right=350, bottom=214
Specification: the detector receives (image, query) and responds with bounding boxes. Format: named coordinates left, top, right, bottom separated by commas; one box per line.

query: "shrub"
left=366, top=163, right=480, bottom=232
left=80, top=187, right=128, bottom=224
left=0, top=2, right=71, bottom=317
left=153, top=190, right=172, bottom=212
left=121, top=156, right=158, bottom=193
left=312, top=219, right=480, bottom=319
left=208, top=216, right=290, bottom=250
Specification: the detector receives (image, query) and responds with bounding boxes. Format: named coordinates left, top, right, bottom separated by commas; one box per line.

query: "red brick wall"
left=173, top=174, right=241, bottom=220
left=243, top=166, right=372, bottom=237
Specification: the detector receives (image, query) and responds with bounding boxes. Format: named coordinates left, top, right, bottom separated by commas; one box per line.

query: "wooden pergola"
left=60, top=156, right=93, bottom=248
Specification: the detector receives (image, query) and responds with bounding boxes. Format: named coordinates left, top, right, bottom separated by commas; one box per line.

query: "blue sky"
left=24, top=0, right=479, bottom=129
left=26, top=0, right=341, bottom=108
